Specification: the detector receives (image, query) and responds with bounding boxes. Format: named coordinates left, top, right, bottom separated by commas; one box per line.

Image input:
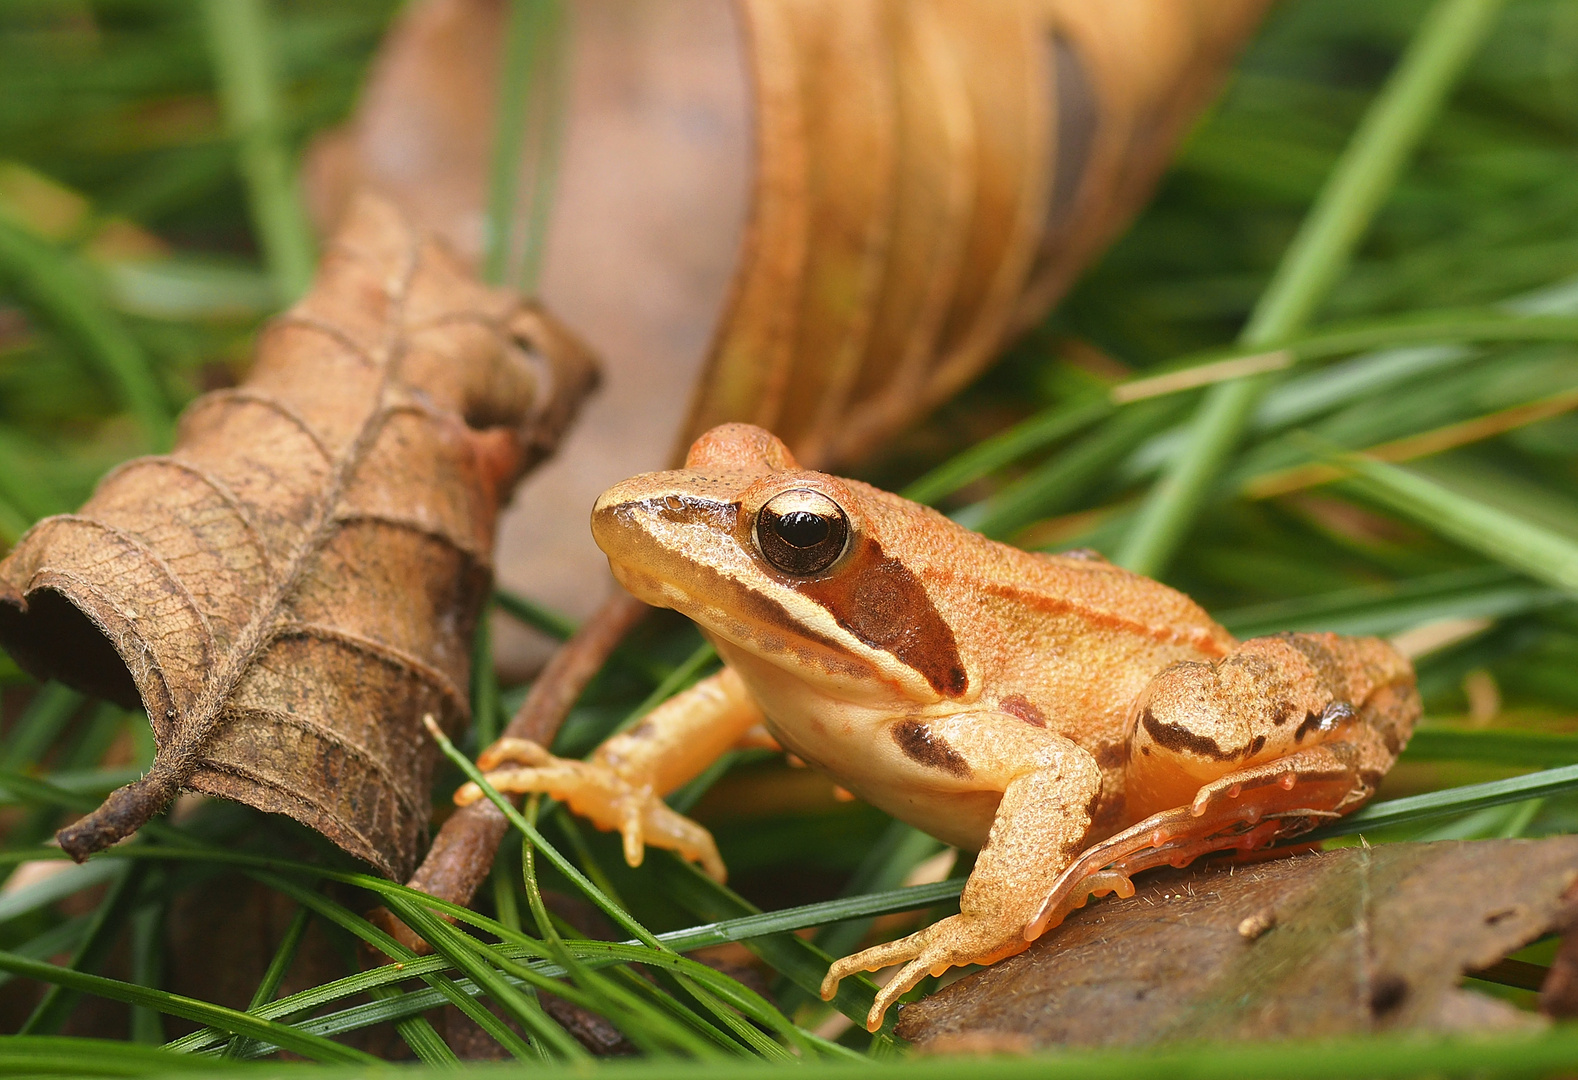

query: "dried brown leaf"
left=0, top=194, right=597, bottom=878
left=896, top=838, right=1578, bottom=1049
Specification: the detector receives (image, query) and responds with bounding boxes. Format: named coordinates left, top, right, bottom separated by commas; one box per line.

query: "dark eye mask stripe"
left=799, top=537, right=967, bottom=698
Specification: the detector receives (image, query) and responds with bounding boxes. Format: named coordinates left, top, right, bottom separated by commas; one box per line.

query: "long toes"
left=866, top=957, right=932, bottom=1031
left=453, top=766, right=556, bottom=805
left=644, top=806, right=726, bottom=882
left=620, top=811, right=646, bottom=868
left=477, top=737, right=551, bottom=771
left=820, top=934, right=925, bottom=1000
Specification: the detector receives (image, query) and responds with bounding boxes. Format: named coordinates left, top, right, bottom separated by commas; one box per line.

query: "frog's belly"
left=855, top=781, right=1002, bottom=851
left=761, top=715, right=1001, bottom=850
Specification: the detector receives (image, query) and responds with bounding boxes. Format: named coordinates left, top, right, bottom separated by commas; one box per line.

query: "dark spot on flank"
left=1095, top=743, right=1128, bottom=769
left=1271, top=700, right=1293, bottom=727
left=1141, top=707, right=1230, bottom=760
left=1294, top=710, right=1322, bottom=742
left=1248, top=734, right=1266, bottom=757
left=1000, top=693, right=1046, bottom=727
left=1141, top=746, right=1152, bottom=756
left=891, top=720, right=970, bottom=778
left=799, top=537, right=967, bottom=697
left=1084, top=791, right=1101, bottom=819
left=627, top=720, right=656, bottom=740
left=1369, top=974, right=1408, bottom=1017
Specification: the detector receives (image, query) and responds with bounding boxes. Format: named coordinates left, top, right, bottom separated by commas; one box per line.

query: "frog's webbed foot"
left=455, top=737, right=726, bottom=882
left=1027, top=745, right=1364, bottom=938
left=820, top=912, right=1031, bottom=1032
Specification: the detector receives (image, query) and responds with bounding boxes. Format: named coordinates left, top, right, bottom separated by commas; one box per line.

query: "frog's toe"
left=453, top=761, right=584, bottom=807
left=476, top=737, right=552, bottom=771
left=821, top=934, right=922, bottom=1000
left=640, top=803, right=726, bottom=881
left=823, top=915, right=1029, bottom=1031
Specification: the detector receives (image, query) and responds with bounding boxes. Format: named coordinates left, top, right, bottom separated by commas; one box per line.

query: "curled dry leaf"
left=0, top=194, right=597, bottom=878
left=896, top=837, right=1578, bottom=1049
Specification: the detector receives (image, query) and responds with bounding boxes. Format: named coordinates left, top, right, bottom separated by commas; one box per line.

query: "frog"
left=455, top=422, right=1419, bottom=1030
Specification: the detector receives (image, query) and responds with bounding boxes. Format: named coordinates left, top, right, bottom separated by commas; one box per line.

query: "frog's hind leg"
left=1027, top=631, right=1418, bottom=939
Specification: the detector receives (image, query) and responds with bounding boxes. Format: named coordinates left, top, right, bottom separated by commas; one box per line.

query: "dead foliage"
left=0, top=194, right=597, bottom=878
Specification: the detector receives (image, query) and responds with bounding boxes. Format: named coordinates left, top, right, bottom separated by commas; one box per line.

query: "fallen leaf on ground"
left=0, top=193, right=597, bottom=878
left=895, top=837, right=1578, bottom=1049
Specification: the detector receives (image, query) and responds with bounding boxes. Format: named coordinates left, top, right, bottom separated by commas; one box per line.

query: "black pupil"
left=775, top=510, right=830, bottom=549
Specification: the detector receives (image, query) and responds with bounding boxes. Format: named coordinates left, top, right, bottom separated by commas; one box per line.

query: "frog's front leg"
left=453, top=666, right=765, bottom=881
left=1029, top=631, right=1419, bottom=937
left=820, top=714, right=1102, bottom=1031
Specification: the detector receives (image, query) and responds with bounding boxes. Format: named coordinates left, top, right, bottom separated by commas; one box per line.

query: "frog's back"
left=856, top=481, right=1233, bottom=664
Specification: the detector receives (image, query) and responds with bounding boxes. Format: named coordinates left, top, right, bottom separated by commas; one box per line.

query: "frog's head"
left=591, top=423, right=970, bottom=704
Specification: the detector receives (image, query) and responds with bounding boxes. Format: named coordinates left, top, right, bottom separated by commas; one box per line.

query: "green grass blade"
left=515, top=0, right=566, bottom=292
left=1115, top=311, right=1578, bottom=406
left=201, top=0, right=317, bottom=300
left=0, top=949, right=376, bottom=1063
left=0, top=859, right=122, bottom=925
left=1213, top=565, right=1559, bottom=638
left=366, top=984, right=462, bottom=1068
left=430, top=724, right=809, bottom=1058
left=471, top=596, right=502, bottom=746
left=902, top=395, right=1111, bottom=506
left=514, top=815, right=718, bottom=1059
left=162, top=874, right=967, bottom=1052
left=428, top=719, right=658, bottom=946
left=968, top=399, right=1177, bottom=539
left=22, top=1029, right=1578, bottom=1079
left=0, top=1035, right=232, bottom=1076
left=485, top=0, right=549, bottom=287
left=20, top=861, right=142, bottom=1034
left=1, top=683, right=84, bottom=772
left=0, top=217, right=172, bottom=449
left=127, top=900, right=164, bottom=1044
left=610, top=642, right=718, bottom=739
left=806, top=822, right=942, bottom=989
left=1332, top=455, right=1578, bottom=594
left=1405, top=728, right=1578, bottom=768
left=220, top=905, right=309, bottom=1058
left=1307, top=763, right=1578, bottom=841
left=1116, top=0, right=1508, bottom=577
left=652, top=856, right=896, bottom=1037
left=0, top=916, right=90, bottom=994
left=382, top=894, right=584, bottom=1061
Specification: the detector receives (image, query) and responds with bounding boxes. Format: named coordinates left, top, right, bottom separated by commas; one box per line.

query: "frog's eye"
left=754, top=489, right=849, bottom=576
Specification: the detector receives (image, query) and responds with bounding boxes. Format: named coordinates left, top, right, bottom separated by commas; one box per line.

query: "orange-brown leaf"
left=0, top=194, right=596, bottom=878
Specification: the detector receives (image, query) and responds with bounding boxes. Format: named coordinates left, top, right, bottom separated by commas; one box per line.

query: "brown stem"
left=56, top=761, right=183, bottom=861
left=372, top=591, right=649, bottom=952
